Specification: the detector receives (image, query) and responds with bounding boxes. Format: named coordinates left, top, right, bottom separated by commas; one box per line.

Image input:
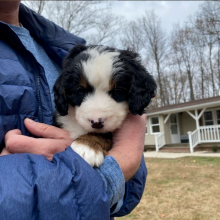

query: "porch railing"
left=188, top=125, right=220, bottom=153
left=200, top=125, right=220, bottom=143
left=188, top=129, right=200, bottom=153
left=155, top=133, right=166, bottom=152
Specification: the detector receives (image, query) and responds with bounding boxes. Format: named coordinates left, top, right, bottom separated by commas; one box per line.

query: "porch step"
left=160, top=143, right=220, bottom=153
left=160, top=144, right=190, bottom=153
left=197, top=143, right=220, bottom=152
left=164, top=143, right=189, bottom=148
left=160, top=148, right=191, bottom=153
left=144, top=145, right=155, bottom=152
left=145, top=143, right=220, bottom=153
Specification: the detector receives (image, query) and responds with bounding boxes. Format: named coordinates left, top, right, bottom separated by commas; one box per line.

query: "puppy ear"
left=63, top=44, right=88, bottom=69
left=53, top=45, right=88, bottom=116
left=119, top=50, right=157, bottom=115
left=53, top=74, right=68, bottom=116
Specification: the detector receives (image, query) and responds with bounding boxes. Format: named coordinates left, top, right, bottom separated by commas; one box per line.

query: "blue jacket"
left=0, top=3, right=147, bottom=219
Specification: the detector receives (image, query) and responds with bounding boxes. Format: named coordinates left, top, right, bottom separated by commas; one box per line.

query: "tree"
left=194, top=1, right=220, bottom=44
left=171, top=24, right=197, bottom=101
left=119, top=20, right=144, bottom=52
left=23, top=0, right=47, bottom=15
left=192, top=1, right=220, bottom=96
left=140, top=10, right=168, bottom=106
left=84, top=12, right=124, bottom=46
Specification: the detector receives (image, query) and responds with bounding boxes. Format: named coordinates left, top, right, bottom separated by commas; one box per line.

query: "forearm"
left=107, top=114, right=146, bottom=182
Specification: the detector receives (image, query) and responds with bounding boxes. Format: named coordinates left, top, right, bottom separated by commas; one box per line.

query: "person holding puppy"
left=0, top=1, right=147, bottom=220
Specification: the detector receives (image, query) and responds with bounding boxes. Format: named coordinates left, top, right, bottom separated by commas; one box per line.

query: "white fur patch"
left=56, top=106, right=87, bottom=140
left=75, top=91, right=128, bottom=133
left=71, top=142, right=104, bottom=167
left=82, top=48, right=120, bottom=91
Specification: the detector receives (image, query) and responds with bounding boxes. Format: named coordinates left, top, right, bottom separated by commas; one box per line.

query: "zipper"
left=35, top=63, right=43, bottom=123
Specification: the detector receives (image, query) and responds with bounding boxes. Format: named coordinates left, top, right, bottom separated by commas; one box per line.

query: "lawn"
left=116, top=157, right=220, bottom=220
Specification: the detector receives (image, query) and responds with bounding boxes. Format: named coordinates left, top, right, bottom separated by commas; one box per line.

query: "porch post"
left=155, top=135, right=159, bottom=152
left=187, top=131, right=193, bottom=153
left=195, top=110, right=201, bottom=143
left=164, top=114, right=171, bottom=124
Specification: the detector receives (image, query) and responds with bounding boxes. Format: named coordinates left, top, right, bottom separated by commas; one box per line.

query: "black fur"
left=53, top=45, right=157, bottom=116
left=117, top=50, right=157, bottom=115
left=53, top=45, right=93, bottom=116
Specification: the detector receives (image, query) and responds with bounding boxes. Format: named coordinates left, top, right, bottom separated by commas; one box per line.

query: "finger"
left=24, top=118, right=71, bottom=140
left=121, top=113, right=146, bottom=130
left=6, top=135, right=72, bottom=160
left=4, top=129, right=22, bottom=149
left=113, top=114, right=146, bottom=141
left=5, top=129, right=22, bottom=136
left=5, top=131, right=37, bottom=153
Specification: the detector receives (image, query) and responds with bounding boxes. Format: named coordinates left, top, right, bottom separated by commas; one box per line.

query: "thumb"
left=24, top=118, right=71, bottom=139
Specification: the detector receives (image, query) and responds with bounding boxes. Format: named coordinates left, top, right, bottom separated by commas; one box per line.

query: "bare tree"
left=194, top=1, right=220, bottom=44
left=140, top=10, right=168, bottom=106
left=171, top=24, right=197, bottom=101
left=119, top=20, right=143, bottom=52
left=84, top=12, right=124, bottom=46
left=45, top=1, right=111, bottom=36
left=192, top=28, right=207, bottom=98
left=217, top=41, right=220, bottom=95
left=23, top=0, right=47, bottom=15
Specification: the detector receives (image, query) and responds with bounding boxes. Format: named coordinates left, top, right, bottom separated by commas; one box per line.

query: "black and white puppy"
left=53, top=45, right=156, bottom=167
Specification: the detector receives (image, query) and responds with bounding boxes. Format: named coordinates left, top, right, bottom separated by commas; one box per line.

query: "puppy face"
left=54, top=45, right=156, bottom=133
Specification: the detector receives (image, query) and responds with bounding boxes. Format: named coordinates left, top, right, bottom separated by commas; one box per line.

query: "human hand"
left=2, top=119, right=73, bottom=160
left=107, top=113, right=146, bottom=182
left=0, top=148, right=11, bottom=156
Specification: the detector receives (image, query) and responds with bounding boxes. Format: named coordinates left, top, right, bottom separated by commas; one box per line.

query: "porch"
left=150, top=142, right=220, bottom=153
left=145, top=96, right=220, bottom=153
left=154, top=123, right=220, bottom=153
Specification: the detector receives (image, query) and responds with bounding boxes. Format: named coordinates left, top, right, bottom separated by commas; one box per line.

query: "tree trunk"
left=187, top=70, right=195, bottom=101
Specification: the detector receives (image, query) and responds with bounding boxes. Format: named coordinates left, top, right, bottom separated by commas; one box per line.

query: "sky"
left=110, top=1, right=203, bottom=33
left=22, top=1, right=203, bottom=35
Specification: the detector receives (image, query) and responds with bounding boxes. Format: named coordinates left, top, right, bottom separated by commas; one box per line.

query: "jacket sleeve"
left=95, top=156, right=125, bottom=214
left=0, top=147, right=110, bottom=220
left=111, top=155, right=147, bottom=217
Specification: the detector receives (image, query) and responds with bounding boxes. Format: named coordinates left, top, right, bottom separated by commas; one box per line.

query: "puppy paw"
left=71, top=142, right=104, bottom=167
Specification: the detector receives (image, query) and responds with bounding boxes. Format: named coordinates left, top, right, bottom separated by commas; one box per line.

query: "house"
left=145, top=96, right=220, bottom=152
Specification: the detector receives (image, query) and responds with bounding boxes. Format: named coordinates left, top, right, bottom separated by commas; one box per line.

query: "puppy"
left=53, top=45, right=156, bottom=167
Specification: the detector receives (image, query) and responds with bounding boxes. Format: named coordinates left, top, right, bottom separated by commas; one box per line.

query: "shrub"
left=211, top=146, right=219, bottom=153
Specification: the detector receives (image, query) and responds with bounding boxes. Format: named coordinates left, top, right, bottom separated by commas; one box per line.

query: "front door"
left=170, top=114, right=180, bottom=143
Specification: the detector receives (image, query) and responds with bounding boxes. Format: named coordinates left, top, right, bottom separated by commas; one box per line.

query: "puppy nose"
left=90, top=118, right=104, bottom=129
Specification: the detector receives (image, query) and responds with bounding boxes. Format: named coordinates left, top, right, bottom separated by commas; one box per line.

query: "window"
left=150, top=116, right=160, bottom=134
left=216, top=110, right=220, bottom=125
left=203, top=109, right=220, bottom=126
left=204, top=111, right=214, bottom=125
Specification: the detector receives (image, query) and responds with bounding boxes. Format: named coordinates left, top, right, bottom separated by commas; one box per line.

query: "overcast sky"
left=111, top=1, right=203, bottom=33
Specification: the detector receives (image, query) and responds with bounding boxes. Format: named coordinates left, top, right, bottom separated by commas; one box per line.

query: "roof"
left=146, top=96, right=220, bottom=116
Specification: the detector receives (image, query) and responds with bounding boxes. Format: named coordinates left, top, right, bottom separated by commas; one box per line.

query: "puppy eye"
left=68, top=86, right=87, bottom=106
left=109, top=88, right=128, bottom=102
left=73, top=86, right=86, bottom=94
